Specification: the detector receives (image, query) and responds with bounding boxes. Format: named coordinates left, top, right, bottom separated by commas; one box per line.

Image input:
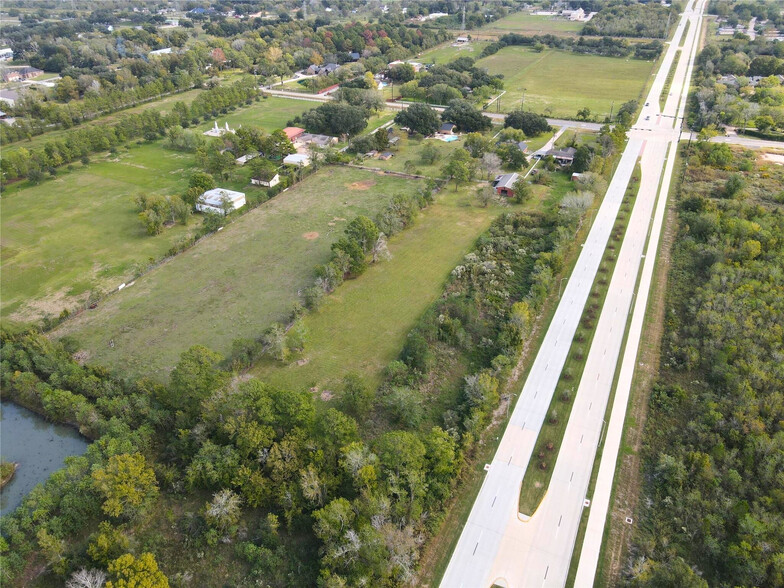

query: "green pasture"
left=55, top=167, right=424, bottom=380
left=252, top=186, right=511, bottom=393
left=476, top=12, right=584, bottom=36
left=194, top=96, right=314, bottom=133
left=416, top=41, right=491, bottom=65
left=477, top=46, right=654, bottom=119
left=1, top=143, right=199, bottom=322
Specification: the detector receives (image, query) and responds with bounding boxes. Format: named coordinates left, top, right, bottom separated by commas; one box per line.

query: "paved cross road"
left=439, top=2, right=706, bottom=587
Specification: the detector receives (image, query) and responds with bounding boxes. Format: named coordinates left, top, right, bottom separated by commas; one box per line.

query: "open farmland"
left=252, top=186, right=512, bottom=394
left=475, top=12, right=584, bottom=36
left=416, top=41, right=491, bottom=65
left=55, top=167, right=425, bottom=379
left=193, top=95, right=314, bottom=132
left=477, top=46, right=653, bottom=118
left=1, top=143, right=199, bottom=323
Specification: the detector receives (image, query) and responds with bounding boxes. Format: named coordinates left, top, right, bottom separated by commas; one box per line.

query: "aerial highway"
left=440, top=1, right=707, bottom=587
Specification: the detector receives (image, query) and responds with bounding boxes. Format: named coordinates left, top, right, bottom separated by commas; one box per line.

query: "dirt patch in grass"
left=303, top=232, right=319, bottom=240
left=347, top=180, right=376, bottom=190
left=320, top=390, right=334, bottom=401
left=760, top=152, right=784, bottom=165
left=9, top=286, right=85, bottom=323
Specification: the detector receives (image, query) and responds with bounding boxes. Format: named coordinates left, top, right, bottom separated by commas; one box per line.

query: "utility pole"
left=302, top=0, right=307, bottom=19
left=521, top=88, right=527, bottom=110
left=462, top=2, right=466, bottom=31
left=609, top=100, right=614, bottom=122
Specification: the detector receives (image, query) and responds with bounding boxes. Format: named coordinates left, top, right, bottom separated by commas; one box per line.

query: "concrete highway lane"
left=440, top=1, right=706, bottom=586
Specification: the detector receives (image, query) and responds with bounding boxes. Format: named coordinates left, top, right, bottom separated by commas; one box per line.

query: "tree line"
left=582, top=1, right=676, bottom=39
left=0, top=80, right=258, bottom=185
left=480, top=32, right=663, bottom=60
left=627, top=145, right=784, bottom=587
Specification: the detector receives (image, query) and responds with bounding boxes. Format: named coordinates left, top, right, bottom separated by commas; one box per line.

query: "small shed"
left=440, top=122, right=457, bottom=135
left=252, top=173, right=281, bottom=187
left=379, top=152, right=394, bottom=160
left=235, top=153, right=260, bottom=165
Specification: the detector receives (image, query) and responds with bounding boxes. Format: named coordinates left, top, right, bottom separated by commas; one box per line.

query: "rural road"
left=439, top=1, right=706, bottom=587
left=262, top=87, right=603, bottom=131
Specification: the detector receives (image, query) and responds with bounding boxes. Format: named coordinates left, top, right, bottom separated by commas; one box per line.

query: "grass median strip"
left=659, top=49, right=681, bottom=109
left=518, top=162, right=642, bottom=516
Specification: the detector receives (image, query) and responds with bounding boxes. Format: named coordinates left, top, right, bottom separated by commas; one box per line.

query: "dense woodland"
left=627, top=144, right=784, bottom=587
left=582, top=1, right=676, bottom=39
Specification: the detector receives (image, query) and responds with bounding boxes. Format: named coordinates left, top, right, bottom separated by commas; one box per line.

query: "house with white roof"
left=196, top=188, right=246, bottom=215
left=283, top=153, right=311, bottom=167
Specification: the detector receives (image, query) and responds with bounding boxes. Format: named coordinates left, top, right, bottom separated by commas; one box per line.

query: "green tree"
left=345, top=216, right=380, bottom=254
left=88, top=522, right=130, bottom=566
left=204, top=489, right=242, bottom=536
left=512, top=178, right=532, bottom=204
left=504, top=110, right=551, bottom=136
left=420, top=142, right=441, bottom=164
left=441, top=99, right=492, bottom=132
left=189, top=171, right=215, bottom=193
left=464, top=132, right=491, bottom=158
left=395, top=103, right=441, bottom=136
left=571, top=145, right=593, bottom=173
left=724, top=173, right=746, bottom=198
left=341, top=372, right=374, bottom=417
left=163, top=346, right=228, bottom=415
left=92, top=453, right=159, bottom=518
left=106, top=553, right=169, bottom=588
left=754, top=114, right=775, bottom=132
left=261, top=129, right=296, bottom=160
left=576, top=107, right=592, bottom=121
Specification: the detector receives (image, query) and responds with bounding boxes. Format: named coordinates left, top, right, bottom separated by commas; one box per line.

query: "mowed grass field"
left=193, top=96, right=314, bottom=133
left=416, top=41, right=491, bottom=65
left=477, top=46, right=653, bottom=118
left=55, top=167, right=425, bottom=380
left=252, top=187, right=511, bottom=393
left=1, top=143, right=199, bottom=322
left=473, top=12, right=584, bottom=36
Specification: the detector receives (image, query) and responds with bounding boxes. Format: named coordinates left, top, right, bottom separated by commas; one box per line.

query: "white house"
left=251, top=173, right=281, bottom=187
left=0, top=48, right=13, bottom=61
left=283, top=153, right=311, bottom=167
left=149, top=47, right=173, bottom=57
left=455, top=36, right=469, bottom=45
left=196, top=188, right=246, bottom=215
left=0, top=90, right=19, bottom=107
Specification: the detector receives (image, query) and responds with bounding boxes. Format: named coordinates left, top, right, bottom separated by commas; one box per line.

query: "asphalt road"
left=262, top=87, right=604, bottom=131
left=439, top=2, right=706, bottom=587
